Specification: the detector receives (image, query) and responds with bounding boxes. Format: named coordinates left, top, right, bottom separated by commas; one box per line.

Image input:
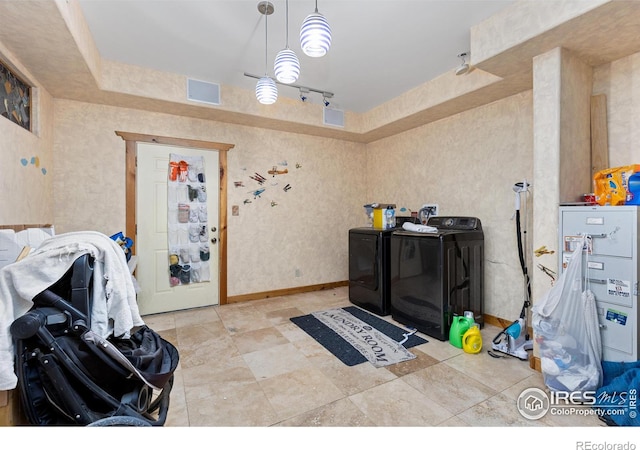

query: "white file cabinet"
left=559, top=205, right=639, bottom=362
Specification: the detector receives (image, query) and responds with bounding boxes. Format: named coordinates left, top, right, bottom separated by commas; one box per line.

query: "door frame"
left=116, top=131, right=234, bottom=305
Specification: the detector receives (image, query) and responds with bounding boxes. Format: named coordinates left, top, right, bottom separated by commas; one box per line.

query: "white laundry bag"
left=532, top=235, right=602, bottom=396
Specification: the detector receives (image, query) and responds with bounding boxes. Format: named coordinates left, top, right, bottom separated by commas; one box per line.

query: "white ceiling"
left=77, top=0, right=516, bottom=113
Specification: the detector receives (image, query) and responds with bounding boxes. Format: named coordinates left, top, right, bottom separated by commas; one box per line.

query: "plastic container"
left=627, top=172, right=640, bottom=205
left=462, top=325, right=483, bottom=354
left=372, top=204, right=396, bottom=229
left=593, top=164, right=640, bottom=205
left=363, top=204, right=374, bottom=227
left=449, top=315, right=474, bottom=348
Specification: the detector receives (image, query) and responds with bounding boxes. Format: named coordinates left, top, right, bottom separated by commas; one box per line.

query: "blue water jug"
left=627, top=172, right=640, bottom=205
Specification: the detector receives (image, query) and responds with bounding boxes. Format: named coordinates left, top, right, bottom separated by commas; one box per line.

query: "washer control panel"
left=427, top=216, right=481, bottom=231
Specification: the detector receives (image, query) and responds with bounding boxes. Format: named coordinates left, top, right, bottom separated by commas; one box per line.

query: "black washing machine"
left=389, top=216, right=484, bottom=341
left=348, top=227, right=395, bottom=315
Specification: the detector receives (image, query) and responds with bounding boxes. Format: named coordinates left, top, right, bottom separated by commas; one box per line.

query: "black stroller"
left=10, top=254, right=179, bottom=426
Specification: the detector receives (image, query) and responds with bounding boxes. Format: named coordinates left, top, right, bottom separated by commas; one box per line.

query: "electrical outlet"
left=421, top=204, right=438, bottom=216
left=295, top=268, right=302, bottom=278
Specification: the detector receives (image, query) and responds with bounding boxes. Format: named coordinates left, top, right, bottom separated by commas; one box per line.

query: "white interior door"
left=136, top=142, right=219, bottom=316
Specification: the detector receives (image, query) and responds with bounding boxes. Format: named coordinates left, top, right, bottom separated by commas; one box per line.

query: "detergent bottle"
left=449, top=314, right=474, bottom=348
left=462, top=324, right=483, bottom=354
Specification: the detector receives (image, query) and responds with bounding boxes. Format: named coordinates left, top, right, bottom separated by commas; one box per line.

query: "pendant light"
left=256, top=1, right=278, bottom=104
left=300, top=0, right=331, bottom=58
left=274, top=0, right=300, bottom=84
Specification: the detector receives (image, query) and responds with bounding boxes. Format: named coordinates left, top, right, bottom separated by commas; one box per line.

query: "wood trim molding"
left=115, top=131, right=234, bottom=152
left=227, top=281, right=349, bottom=304
left=0, top=389, right=25, bottom=425
left=530, top=355, right=541, bottom=372
left=218, top=150, right=229, bottom=306
left=116, top=131, right=234, bottom=305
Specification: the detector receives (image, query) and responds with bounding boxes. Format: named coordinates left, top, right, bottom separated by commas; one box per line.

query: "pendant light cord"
left=285, top=0, right=289, bottom=48
left=264, top=8, right=268, bottom=75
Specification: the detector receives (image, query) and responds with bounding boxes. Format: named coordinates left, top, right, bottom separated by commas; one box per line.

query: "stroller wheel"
left=87, top=416, right=152, bottom=427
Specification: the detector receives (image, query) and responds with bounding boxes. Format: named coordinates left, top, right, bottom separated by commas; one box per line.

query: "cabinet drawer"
left=560, top=209, right=635, bottom=257
left=596, top=301, right=635, bottom=359
left=586, top=255, right=636, bottom=308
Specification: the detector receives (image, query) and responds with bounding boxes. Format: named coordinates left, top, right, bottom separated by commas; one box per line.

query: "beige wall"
left=0, top=44, right=54, bottom=225
left=366, top=91, right=534, bottom=320
left=52, top=99, right=366, bottom=296
left=593, top=51, right=640, bottom=168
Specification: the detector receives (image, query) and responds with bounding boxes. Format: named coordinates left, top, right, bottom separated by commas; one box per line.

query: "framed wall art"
left=1, top=59, right=31, bottom=131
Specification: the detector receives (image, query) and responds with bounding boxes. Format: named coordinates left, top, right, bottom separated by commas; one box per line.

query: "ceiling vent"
left=323, top=107, right=344, bottom=128
left=187, top=78, right=220, bottom=105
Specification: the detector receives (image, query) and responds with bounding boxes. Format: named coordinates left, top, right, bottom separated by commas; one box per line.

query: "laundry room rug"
left=290, top=306, right=427, bottom=368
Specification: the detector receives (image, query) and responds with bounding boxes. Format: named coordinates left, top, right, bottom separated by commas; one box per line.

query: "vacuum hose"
left=515, top=208, right=531, bottom=317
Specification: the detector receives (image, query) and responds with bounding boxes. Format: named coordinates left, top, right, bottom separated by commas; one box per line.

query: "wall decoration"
left=251, top=188, right=265, bottom=199
left=1, top=59, right=31, bottom=131
left=268, top=166, right=288, bottom=176
left=250, top=173, right=267, bottom=184
left=19, top=155, right=47, bottom=175
left=239, top=159, right=302, bottom=208
left=167, top=154, right=210, bottom=287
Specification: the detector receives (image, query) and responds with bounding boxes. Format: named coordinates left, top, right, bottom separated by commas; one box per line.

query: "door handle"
left=211, top=237, right=217, bottom=244
left=211, top=226, right=217, bottom=232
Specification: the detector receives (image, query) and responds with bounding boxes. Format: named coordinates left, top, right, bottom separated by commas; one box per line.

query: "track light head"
left=299, top=87, right=309, bottom=102
left=455, top=52, right=471, bottom=76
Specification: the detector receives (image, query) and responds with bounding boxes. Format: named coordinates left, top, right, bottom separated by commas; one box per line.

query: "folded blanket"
left=0, top=231, right=144, bottom=390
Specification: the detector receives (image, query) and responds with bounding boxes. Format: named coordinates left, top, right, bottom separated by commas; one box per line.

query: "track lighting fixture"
left=299, top=87, right=309, bottom=102
left=455, top=52, right=471, bottom=76
left=247, top=0, right=335, bottom=105
left=245, top=72, right=333, bottom=105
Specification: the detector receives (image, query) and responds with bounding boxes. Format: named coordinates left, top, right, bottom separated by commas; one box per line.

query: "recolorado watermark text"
left=576, top=442, right=636, bottom=450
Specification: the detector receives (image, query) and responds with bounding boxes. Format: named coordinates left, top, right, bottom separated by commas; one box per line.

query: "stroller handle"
left=33, top=289, right=88, bottom=324
left=11, top=309, right=49, bottom=340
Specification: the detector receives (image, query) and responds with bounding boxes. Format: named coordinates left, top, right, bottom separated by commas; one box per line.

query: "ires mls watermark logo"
left=516, top=387, right=638, bottom=420
left=517, top=387, right=551, bottom=420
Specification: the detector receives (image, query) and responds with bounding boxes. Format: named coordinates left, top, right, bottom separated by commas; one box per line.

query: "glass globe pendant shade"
left=256, top=76, right=278, bottom=105
left=300, top=11, right=331, bottom=57
left=274, top=48, right=300, bottom=84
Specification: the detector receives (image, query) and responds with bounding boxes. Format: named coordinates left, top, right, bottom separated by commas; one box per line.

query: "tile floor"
left=143, top=286, right=607, bottom=429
